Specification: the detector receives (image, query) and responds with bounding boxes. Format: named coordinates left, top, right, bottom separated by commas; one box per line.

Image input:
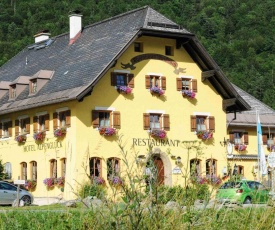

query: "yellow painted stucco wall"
left=1, top=36, right=260, bottom=200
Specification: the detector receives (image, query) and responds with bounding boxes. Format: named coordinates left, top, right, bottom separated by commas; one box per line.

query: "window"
left=10, top=85, right=16, bottom=99
left=165, top=46, right=174, bottom=56
left=143, top=113, right=170, bottom=130
left=53, top=110, right=71, bottom=130
left=237, top=165, right=244, bottom=176
left=92, top=110, right=120, bottom=129
left=50, top=159, right=57, bottom=178
left=263, top=133, right=275, bottom=145
left=4, top=162, right=12, bottom=179
left=206, top=159, right=217, bottom=176
left=134, top=42, right=143, bottom=52
left=33, top=114, right=49, bottom=132
left=30, top=80, right=37, bottom=94
left=190, top=159, right=201, bottom=176
left=176, top=78, right=197, bottom=92
left=229, top=131, right=248, bottom=145
left=0, top=120, right=12, bottom=138
left=145, top=75, right=166, bottom=89
left=61, top=158, right=66, bottom=177
left=107, top=158, right=120, bottom=178
left=30, top=161, right=37, bottom=180
left=111, top=72, right=134, bottom=87
left=21, top=162, right=27, bottom=180
left=190, top=115, right=215, bottom=132
left=15, top=117, right=30, bottom=136
left=89, top=157, right=102, bottom=177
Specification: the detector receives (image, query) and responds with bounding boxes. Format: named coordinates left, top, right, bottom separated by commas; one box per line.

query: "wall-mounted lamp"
left=220, top=137, right=229, bottom=147
left=176, top=156, right=182, bottom=165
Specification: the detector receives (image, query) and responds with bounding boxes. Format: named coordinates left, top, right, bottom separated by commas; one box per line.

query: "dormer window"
left=10, top=85, right=16, bottom=99
left=30, top=80, right=37, bottom=94
left=29, top=70, right=54, bottom=95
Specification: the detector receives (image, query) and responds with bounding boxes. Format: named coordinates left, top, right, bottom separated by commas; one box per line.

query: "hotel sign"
left=23, top=141, right=63, bottom=152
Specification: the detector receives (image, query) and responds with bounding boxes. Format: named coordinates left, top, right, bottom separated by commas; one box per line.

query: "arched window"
left=107, top=158, right=120, bottom=178
left=190, top=159, right=201, bottom=176
left=30, top=161, right=37, bottom=180
left=61, top=158, right=66, bottom=177
left=206, top=158, right=217, bottom=176
left=4, top=162, right=12, bottom=179
left=50, top=159, right=57, bottom=178
left=20, top=162, right=27, bottom=180
left=89, top=157, right=102, bottom=177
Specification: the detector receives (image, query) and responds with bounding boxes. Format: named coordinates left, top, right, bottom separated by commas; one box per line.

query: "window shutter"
left=145, top=75, right=150, bottom=89
left=65, top=110, right=71, bottom=127
left=112, top=111, right=121, bottom=129
left=263, top=134, right=267, bottom=145
left=229, top=132, right=234, bottom=143
left=0, top=123, right=2, bottom=138
left=176, top=78, right=182, bottom=91
left=92, top=110, right=99, bottom=128
left=191, top=115, right=196, bottom=132
left=244, top=132, right=249, bottom=145
left=161, top=76, right=166, bottom=90
left=209, top=116, right=215, bottom=132
left=53, top=112, right=58, bottom=130
left=163, top=114, right=170, bottom=131
left=33, top=116, right=38, bottom=132
left=143, top=113, right=150, bottom=130
left=44, top=114, right=50, bottom=131
left=25, top=117, right=30, bottom=134
left=8, top=121, right=12, bottom=137
left=15, top=119, right=19, bottom=136
left=128, top=74, right=134, bottom=88
left=192, top=79, right=197, bottom=93
left=111, top=72, right=117, bottom=86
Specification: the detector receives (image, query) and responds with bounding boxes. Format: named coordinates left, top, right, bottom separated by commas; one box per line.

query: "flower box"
left=182, top=90, right=196, bottom=99
left=91, top=176, right=106, bottom=185
left=197, top=131, right=213, bottom=140
left=117, top=85, right=132, bottom=94
left=54, top=127, right=67, bottom=137
left=234, top=144, right=247, bottom=151
left=150, top=129, right=167, bottom=139
left=33, top=131, right=46, bottom=141
left=150, top=86, right=165, bottom=96
left=15, top=134, right=27, bottom=143
left=99, top=127, right=116, bottom=136
left=108, top=175, right=123, bottom=187
left=43, top=177, right=55, bottom=189
left=25, top=180, right=37, bottom=191
left=55, top=176, right=65, bottom=187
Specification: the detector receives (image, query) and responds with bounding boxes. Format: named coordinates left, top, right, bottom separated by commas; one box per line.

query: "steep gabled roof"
left=0, top=6, right=250, bottom=115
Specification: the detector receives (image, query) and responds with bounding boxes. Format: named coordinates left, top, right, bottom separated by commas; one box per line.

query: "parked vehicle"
left=0, top=181, right=33, bottom=205
left=216, top=179, right=269, bottom=204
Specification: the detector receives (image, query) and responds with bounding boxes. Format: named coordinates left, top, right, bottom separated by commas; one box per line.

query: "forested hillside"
left=0, top=0, right=274, bottom=109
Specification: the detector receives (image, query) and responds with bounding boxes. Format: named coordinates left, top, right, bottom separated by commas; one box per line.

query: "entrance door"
left=153, top=156, right=164, bottom=185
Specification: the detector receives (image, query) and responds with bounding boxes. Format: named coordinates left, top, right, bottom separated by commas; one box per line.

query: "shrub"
left=79, top=182, right=106, bottom=200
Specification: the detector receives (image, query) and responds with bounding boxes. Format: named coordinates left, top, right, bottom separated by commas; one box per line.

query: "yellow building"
left=0, top=6, right=252, bottom=200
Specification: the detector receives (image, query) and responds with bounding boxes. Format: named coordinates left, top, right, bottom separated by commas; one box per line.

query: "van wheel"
left=21, top=195, right=31, bottom=206
left=243, top=197, right=252, bottom=204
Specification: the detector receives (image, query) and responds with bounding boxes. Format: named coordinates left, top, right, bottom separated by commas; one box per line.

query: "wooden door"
left=154, top=156, right=164, bottom=185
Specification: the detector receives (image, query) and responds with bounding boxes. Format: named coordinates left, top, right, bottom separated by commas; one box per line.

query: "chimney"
left=69, top=10, right=82, bottom=44
left=34, top=30, right=51, bottom=43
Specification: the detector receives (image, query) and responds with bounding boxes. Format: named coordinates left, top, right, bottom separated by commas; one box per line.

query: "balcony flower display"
left=15, top=134, right=27, bottom=143
left=150, top=86, right=165, bottom=96
left=43, top=177, right=55, bottom=189
left=24, top=180, right=37, bottom=191
left=235, top=144, right=247, bottom=151
left=118, top=85, right=132, bottom=94
left=99, top=127, right=116, bottom=136
left=182, top=90, right=196, bottom=99
left=55, top=176, right=65, bottom=187
left=54, top=127, right=67, bottom=137
left=197, top=131, right=213, bottom=140
left=206, top=175, right=222, bottom=187
left=33, top=131, right=46, bottom=141
left=267, top=144, right=275, bottom=151
left=108, top=175, right=123, bottom=187
left=91, top=176, right=106, bottom=186
left=191, top=176, right=208, bottom=185
left=150, top=129, right=167, bottom=139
